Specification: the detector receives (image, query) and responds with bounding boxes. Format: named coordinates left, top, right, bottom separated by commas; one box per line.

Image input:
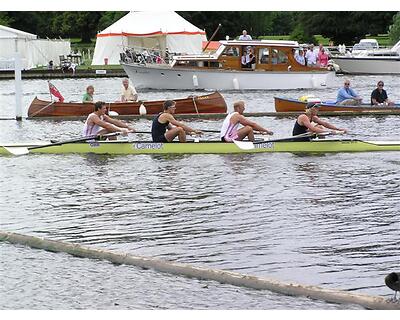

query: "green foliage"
left=178, top=12, right=296, bottom=40
left=0, top=12, right=14, bottom=26
left=388, top=12, right=400, bottom=45
left=295, top=11, right=397, bottom=45
left=289, top=24, right=316, bottom=44
left=1, top=11, right=396, bottom=48
left=98, top=11, right=128, bottom=31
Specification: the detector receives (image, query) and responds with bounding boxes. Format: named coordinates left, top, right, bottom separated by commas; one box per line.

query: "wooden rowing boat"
left=27, top=91, right=227, bottom=117
left=274, top=96, right=400, bottom=113
left=2, top=139, right=400, bottom=155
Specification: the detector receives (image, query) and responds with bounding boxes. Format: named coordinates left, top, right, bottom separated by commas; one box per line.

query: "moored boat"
left=122, top=40, right=335, bottom=90
left=331, top=56, right=400, bottom=75
left=2, top=139, right=400, bottom=155
left=274, top=96, right=400, bottom=113
left=331, top=40, right=400, bottom=74
left=27, top=91, right=227, bottom=117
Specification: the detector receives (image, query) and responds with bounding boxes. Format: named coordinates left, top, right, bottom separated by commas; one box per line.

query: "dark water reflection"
left=1, top=76, right=400, bottom=309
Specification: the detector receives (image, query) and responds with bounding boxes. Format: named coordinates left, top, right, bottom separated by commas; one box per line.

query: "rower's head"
left=94, top=101, right=107, bottom=115
left=163, top=100, right=177, bottom=114
left=233, top=100, right=246, bottom=114
left=86, top=85, right=94, bottom=95
left=122, top=78, right=129, bottom=89
left=305, top=102, right=320, bottom=115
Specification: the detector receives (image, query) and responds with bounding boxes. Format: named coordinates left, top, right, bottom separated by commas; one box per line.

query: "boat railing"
left=120, top=46, right=179, bottom=66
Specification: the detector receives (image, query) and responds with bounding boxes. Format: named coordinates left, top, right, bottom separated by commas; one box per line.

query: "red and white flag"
left=48, top=81, right=64, bottom=102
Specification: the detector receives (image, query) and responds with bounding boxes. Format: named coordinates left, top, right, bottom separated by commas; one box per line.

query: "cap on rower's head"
left=306, top=102, right=320, bottom=109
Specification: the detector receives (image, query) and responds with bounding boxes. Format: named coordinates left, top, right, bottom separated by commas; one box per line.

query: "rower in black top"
left=151, top=100, right=202, bottom=142
left=152, top=113, right=170, bottom=142
left=370, top=81, right=395, bottom=106
left=292, top=102, right=347, bottom=140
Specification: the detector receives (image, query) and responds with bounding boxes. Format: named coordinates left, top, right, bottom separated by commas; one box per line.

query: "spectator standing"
left=238, top=30, right=252, bottom=41
left=305, top=44, right=318, bottom=67
left=317, top=47, right=329, bottom=67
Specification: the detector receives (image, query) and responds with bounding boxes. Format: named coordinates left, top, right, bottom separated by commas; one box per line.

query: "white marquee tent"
left=0, top=25, right=71, bottom=70
left=92, top=11, right=207, bottom=65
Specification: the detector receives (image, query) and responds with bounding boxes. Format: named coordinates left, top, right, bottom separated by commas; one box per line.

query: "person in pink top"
left=317, top=47, right=329, bottom=67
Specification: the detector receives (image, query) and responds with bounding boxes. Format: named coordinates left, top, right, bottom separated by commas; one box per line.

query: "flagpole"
left=48, top=81, right=53, bottom=102
left=14, top=52, right=23, bottom=121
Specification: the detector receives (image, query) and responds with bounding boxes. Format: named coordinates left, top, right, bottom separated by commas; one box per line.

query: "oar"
left=233, top=132, right=323, bottom=150
left=234, top=131, right=347, bottom=150
left=4, top=132, right=122, bottom=156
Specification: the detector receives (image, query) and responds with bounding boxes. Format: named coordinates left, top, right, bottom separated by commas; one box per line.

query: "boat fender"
left=192, top=75, right=199, bottom=87
left=139, top=103, right=147, bottom=116
left=299, top=95, right=321, bottom=104
left=108, top=110, right=119, bottom=116
left=233, top=78, right=240, bottom=90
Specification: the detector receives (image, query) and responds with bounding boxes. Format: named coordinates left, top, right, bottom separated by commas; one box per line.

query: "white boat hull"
left=122, top=63, right=335, bottom=90
left=332, top=56, right=400, bottom=74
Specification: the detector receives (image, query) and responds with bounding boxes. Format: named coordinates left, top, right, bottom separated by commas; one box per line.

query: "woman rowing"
left=293, top=102, right=347, bottom=141
left=83, top=101, right=135, bottom=140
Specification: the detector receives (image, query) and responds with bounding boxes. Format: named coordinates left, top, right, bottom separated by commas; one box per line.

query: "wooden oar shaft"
left=28, top=132, right=121, bottom=151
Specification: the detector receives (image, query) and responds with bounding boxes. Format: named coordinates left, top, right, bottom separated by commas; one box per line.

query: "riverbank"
left=0, top=65, right=126, bottom=80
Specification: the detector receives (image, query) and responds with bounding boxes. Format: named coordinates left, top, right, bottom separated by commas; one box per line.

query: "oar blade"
left=3, top=146, right=29, bottom=156
left=233, top=140, right=255, bottom=150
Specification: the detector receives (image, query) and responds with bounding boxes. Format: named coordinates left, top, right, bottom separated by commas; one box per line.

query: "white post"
left=14, top=52, right=23, bottom=121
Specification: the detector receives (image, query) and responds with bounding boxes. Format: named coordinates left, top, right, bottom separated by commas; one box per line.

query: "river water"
left=0, top=75, right=399, bottom=309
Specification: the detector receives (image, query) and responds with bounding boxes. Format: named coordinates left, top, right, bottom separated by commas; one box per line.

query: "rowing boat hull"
left=274, top=97, right=400, bottom=113
left=27, top=91, right=227, bottom=117
left=2, top=140, right=400, bottom=155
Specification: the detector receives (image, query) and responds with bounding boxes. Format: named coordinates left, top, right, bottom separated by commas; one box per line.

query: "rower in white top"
left=220, top=100, right=273, bottom=142
left=82, top=101, right=135, bottom=139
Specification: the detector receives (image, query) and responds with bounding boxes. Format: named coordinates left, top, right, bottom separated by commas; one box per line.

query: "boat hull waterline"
left=27, top=91, right=227, bottom=117
left=274, top=97, right=400, bottom=113
left=2, top=140, right=400, bottom=155
left=122, top=63, right=335, bottom=90
left=331, top=56, right=400, bottom=75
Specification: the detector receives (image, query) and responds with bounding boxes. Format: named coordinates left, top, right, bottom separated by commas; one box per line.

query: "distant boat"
left=122, top=40, right=335, bottom=90
left=331, top=40, right=400, bottom=74
left=274, top=96, right=400, bottom=114
left=27, top=91, right=227, bottom=118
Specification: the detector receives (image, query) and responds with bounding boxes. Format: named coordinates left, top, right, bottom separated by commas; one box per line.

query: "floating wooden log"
left=1, top=230, right=399, bottom=310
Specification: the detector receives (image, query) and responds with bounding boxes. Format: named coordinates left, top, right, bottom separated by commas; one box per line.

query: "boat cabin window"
left=271, top=49, right=288, bottom=64
left=258, top=48, right=270, bottom=64
left=222, top=47, right=239, bottom=57
left=175, top=60, right=197, bottom=67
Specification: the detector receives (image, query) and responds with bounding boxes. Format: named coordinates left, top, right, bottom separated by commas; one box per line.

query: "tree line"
left=0, top=11, right=399, bottom=45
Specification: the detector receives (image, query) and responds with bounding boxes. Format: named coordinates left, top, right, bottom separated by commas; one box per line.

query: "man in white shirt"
left=295, top=49, right=305, bottom=65
left=238, top=30, right=252, bottom=41
left=121, top=78, right=138, bottom=102
left=305, top=44, right=317, bottom=67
